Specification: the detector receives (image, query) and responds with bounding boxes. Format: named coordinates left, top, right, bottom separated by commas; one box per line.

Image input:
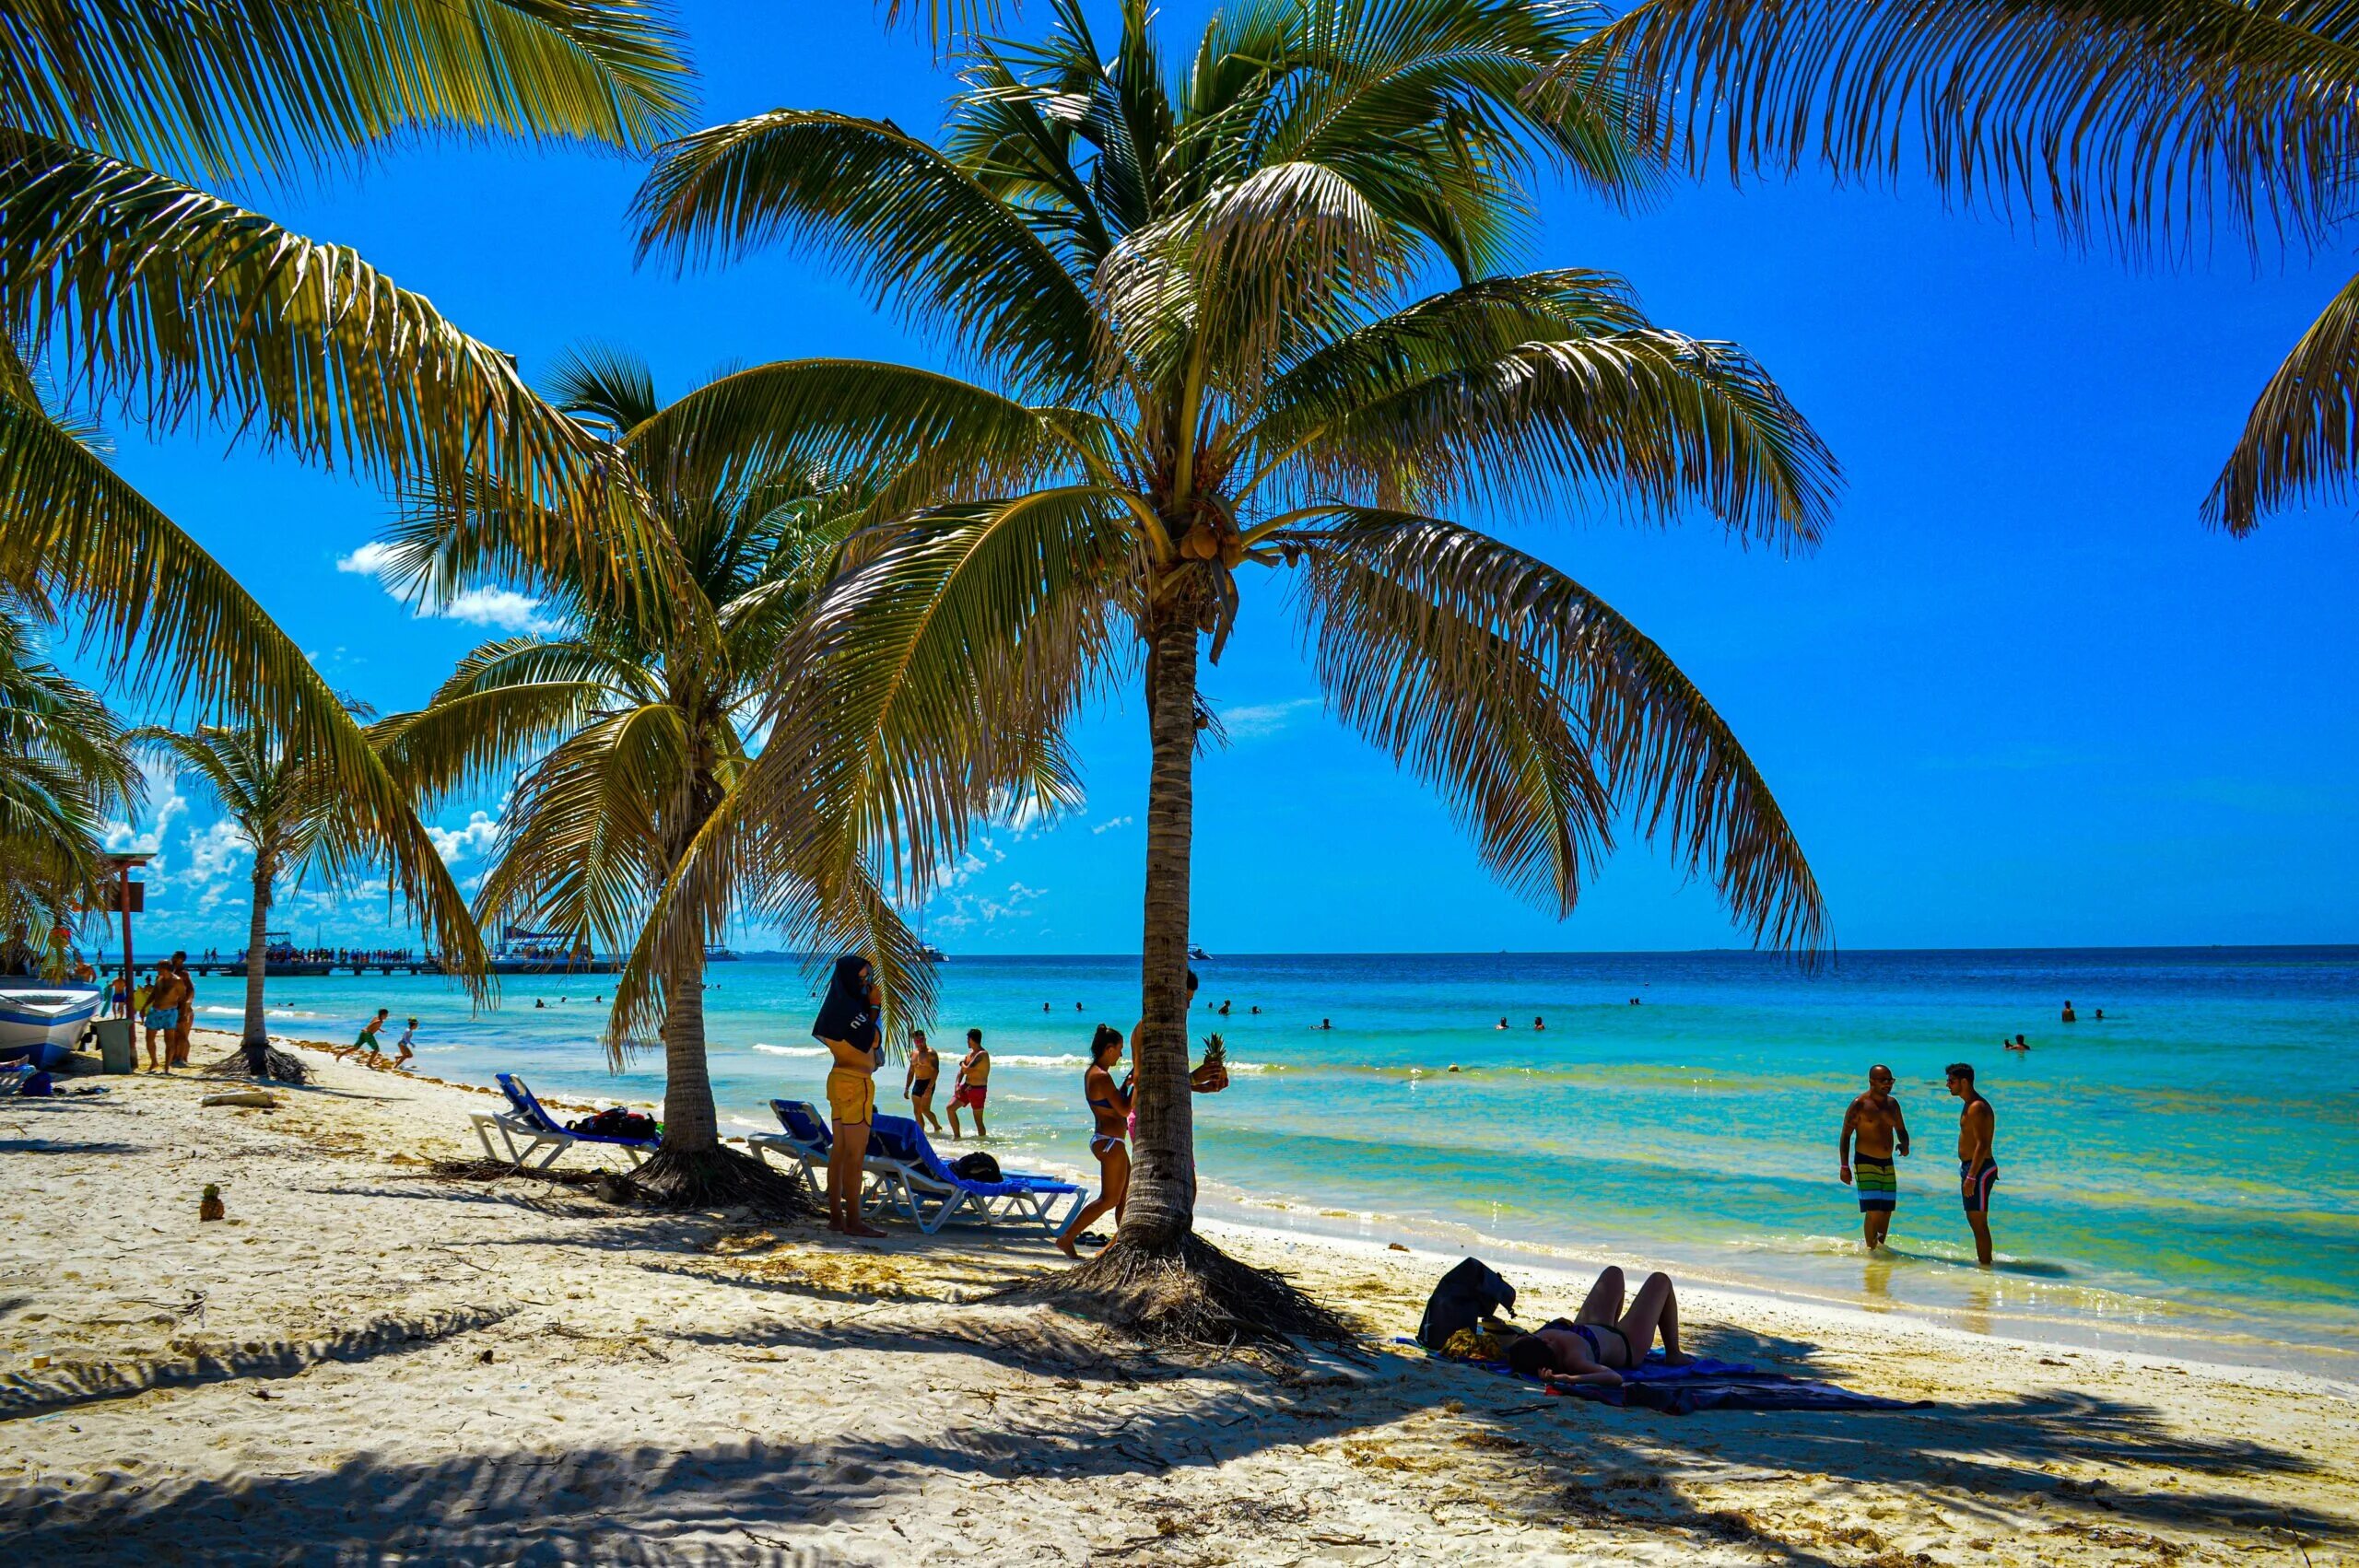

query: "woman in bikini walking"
left=1055, top=1024, right=1131, bottom=1258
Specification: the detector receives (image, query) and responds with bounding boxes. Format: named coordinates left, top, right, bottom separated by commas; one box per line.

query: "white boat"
left=0, top=983, right=103, bottom=1054
left=1189, top=945, right=1211, bottom=962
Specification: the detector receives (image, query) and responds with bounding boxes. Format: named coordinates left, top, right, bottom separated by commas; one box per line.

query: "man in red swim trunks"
left=947, top=1028, right=990, bottom=1140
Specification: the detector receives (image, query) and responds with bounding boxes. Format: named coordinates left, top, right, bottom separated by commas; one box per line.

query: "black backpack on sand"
left=951, top=1152, right=1002, bottom=1183
left=1417, top=1257, right=1518, bottom=1351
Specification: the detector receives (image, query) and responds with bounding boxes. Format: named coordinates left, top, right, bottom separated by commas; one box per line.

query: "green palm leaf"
left=1293, top=509, right=1827, bottom=951
left=1, top=0, right=694, bottom=182
left=633, top=111, right=1102, bottom=398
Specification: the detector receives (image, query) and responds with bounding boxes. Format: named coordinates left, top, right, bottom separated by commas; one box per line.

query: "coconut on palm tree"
left=0, top=3, right=698, bottom=984
left=129, top=719, right=381, bottom=1079
left=378, top=345, right=957, bottom=1210
left=626, top=0, right=1833, bottom=1338
left=1550, top=0, right=2359, bottom=533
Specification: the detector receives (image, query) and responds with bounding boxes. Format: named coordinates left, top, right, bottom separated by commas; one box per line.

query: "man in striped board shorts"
left=1839, top=1063, right=1912, bottom=1250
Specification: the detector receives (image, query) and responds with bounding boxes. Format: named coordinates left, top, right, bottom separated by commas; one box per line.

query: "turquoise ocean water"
left=203, top=947, right=2359, bottom=1377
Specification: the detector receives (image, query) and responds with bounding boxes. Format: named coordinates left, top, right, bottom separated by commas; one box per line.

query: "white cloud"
left=102, top=763, right=188, bottom=872
left=181, top=818, right=252, bottom=886
left=1221, top=697, right=1320, bottom=739
left=1090, top=815, right=1133, bottom=836
left=441, top=587, right=558, bottom=635
left=334, top=541, right=403, bottom=577
left=336, top=542, right=559, bottom=635
left=426, top=810, right=502, bottom=865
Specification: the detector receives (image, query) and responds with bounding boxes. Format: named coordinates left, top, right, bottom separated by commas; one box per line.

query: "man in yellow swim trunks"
left=814, top=954, right=886, bottom=1237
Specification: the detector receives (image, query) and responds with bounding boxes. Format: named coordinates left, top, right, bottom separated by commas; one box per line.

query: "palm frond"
left=545, top=341, right=663, bottom=439
left=1554, top=0, right=2359, bottom=257
left=0, top=139, right=668, bottom=609
left=1275, top=322, right=1840, bottom=544
left=632, top=111, right=1102, bottom=398
left=0, top=0, right=695, bottom=182
left=2206, top=269, right=2359, bottom=533
left=1293, top=509, right=1827, bottom=953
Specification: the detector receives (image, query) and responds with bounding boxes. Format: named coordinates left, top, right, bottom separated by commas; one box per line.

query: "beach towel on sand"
left=1397, top=1338, right=1930, bottom=1415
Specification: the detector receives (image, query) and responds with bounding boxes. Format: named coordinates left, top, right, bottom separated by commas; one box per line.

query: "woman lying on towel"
left=1505, top=1268, right=1696, bottom=1388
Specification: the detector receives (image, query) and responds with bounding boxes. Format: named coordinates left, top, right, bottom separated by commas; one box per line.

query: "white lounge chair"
left=471, top=1072, right=657, bottom=1171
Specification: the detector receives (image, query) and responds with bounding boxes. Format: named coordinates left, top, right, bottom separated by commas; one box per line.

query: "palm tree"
left=0, top=3, right=697, bottom=982
left=378, top=345, right=945, bottom=1209
left=130, top=719, right=377, bottom=1078
left=1551, top=0, right=2359, bottom=534
left=628, top=0, right=1834, bottom=1339
left=0, top=594, right=134, bottom=969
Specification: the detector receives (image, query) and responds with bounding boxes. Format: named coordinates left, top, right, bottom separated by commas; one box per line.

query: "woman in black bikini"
left=1055, top=1024, right=1131, bottom=1258
left=1506, top=1267, right=1695, bottom=1387
left=904, top=1029, right=943, bottom=1135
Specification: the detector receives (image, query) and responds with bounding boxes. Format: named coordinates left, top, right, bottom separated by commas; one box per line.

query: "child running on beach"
left=393, top=1018, right=417, bottom=1070
left=947, top=1029, right=990, bottom=1140
left=338, top=1008, right=391, bottom=1067
left=1056, top=1024, right=1132, bottom=1258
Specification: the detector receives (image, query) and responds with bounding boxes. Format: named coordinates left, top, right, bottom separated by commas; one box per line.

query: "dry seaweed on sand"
left=201, top=1047, right=311, bottom=1084
left=1001, top=1232, right=1352, bottom=1348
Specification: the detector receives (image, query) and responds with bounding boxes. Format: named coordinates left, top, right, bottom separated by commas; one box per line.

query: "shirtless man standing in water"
left=1838, top=1063, right=1911, bottom=1249
left=1948, top=1061, right=1999, bottom=1265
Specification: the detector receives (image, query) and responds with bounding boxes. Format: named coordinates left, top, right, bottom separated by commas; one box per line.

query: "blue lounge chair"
left=470, top=1072, right=658, bottom=1170
left=863, top=1114, right=1085, bottom=1235
left=745, top=1098, right=834, bottom=1199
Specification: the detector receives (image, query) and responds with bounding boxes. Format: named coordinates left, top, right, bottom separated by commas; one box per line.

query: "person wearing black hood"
left=815, top=954, right=886, bottom=1237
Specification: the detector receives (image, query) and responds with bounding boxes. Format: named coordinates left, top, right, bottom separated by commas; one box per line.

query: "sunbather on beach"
left=1505, top=1267, right=1696, bottom=1388
left=1057, top=1024, right=1132, bottom=1258
left=1839, top=1063, right=1911, bottom=1249
left=905, top=1029, right=943, bottom=1135
left=948, top=1029, right=991, bottom=1140
left=816, top=954, right=886, bottom=1238
left=1949, top=1062, right=1999, bottom=1265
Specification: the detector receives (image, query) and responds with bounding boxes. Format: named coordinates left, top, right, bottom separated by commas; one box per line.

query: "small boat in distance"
left=0, top=983, right=103, bottom=1056
left=704, top=944, right=741, bottom=963
left=489, top=927, right=622, bottom=976
left=920, top=945, right=946, bottom=964
left=1189, top=945, right=1211, bottom=962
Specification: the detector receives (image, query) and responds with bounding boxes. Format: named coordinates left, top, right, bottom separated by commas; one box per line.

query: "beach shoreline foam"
left=5, top=1025, right=2353, bottom=1563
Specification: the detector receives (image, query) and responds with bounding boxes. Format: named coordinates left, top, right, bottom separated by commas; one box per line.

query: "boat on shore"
left=0, top=983, right=103, bottom=1056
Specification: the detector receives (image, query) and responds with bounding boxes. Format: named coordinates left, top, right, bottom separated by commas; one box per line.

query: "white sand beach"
left=5, top=1028, right=2353, bottom=1565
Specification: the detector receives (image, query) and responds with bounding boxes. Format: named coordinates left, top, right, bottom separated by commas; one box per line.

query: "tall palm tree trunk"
left=1041, top=572, right=1345, bottom=1344
left=241, top=853, right=274, bottom=1075
left=621, top=758, right=808, bottom=1214
left=658, top=940, right=718, bottom=1153
left=1121, top=591, right=1205, bottom=1250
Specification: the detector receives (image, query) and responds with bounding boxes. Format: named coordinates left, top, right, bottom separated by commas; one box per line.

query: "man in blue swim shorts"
left=1947, top=1061, right=1998, bottom=1266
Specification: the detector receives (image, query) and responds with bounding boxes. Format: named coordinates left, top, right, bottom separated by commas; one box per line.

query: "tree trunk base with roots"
left=1011, top=1232, right=1350, bottom=1347
left=203, top=1046, right=311, bottom=1084
left=615, top=1143, right=817, bottom=1219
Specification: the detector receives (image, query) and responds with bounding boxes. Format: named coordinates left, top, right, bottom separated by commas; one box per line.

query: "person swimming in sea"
left=2061, top=1000, right=2077, bottom=1023
left=904, top=1028, right=943, bottom=1135
left=1056, top=1024, right=1132, bottom=1258
left=1504, top=1267, right=1696, bottom=1388
left=1532, top=1017, right=1545, bottom=1031
left=1313, top=1017, right=1332, bottom=1031
left=1839, top=1063, right=1911, bottom=1250
left=814, top=954, right=886, bottom=1238
left=1495, top=1017, right=1508, bottom=1030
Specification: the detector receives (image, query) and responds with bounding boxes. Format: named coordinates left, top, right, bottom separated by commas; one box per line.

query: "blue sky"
left=75, top=0, right=2359, bottom=956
